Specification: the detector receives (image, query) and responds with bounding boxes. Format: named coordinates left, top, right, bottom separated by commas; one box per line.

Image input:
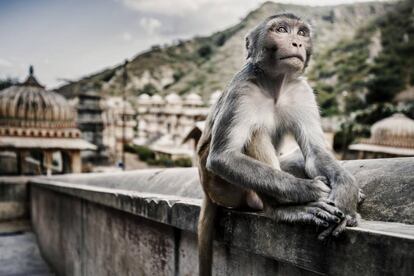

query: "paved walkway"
left=0, top=223, right=53, bottom=276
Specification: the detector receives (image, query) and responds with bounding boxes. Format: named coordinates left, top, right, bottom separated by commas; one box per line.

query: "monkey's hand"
left=303, top=176, right=332, bottom=202
left=317, top=172, right=360, bottom=240
left=281, top=176, right=332, bottom=204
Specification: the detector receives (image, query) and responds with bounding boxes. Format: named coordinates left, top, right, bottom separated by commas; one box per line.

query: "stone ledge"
left=30, top=179, right=414, bottom=275
left=39, top=155, right=414, bottom=224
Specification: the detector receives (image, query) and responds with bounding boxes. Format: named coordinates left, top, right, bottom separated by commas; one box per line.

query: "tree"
left=0, top=78, right=18, bottom=90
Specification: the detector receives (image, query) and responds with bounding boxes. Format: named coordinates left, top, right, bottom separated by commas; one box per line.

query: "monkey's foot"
left=317, top=213, right=361, bottom=240
left=266, top=201, right=344, bottom=228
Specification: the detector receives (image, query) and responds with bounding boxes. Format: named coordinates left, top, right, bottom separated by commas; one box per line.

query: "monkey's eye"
left=298, top=30, right=307, bottom=36
left=276, top=26, right=288, bottom=33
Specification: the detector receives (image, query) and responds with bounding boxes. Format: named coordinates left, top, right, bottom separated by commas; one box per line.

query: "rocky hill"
left=56, top=1, right=394, bottom=102
left=309, top=0, right=414, bottom=148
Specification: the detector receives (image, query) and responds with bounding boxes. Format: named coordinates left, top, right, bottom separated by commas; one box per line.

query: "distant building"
left=0, top=66, right=96, bottom=175
left=134, top=92, right=218, bottom=160
left=349, top=113, right=414, bottom=158
left=102, top=97, right=136, bottom=160
left=75, top=91, right=109, bottom=165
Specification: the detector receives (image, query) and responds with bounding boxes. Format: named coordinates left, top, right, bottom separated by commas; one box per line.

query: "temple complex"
left=0, top=67, right=96, bottom=175
left=102, top=96, right=136, bottom=161
left=134, top=91, right=219, bottom=159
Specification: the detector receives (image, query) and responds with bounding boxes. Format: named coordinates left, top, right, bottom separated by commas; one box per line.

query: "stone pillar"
left=19, top=150, right=29, bottom=174
left=357, top=151, right=366, bottom=159
left=43, top=151, right=53, bottom=176
left=69, top=151, right=81, bottom=173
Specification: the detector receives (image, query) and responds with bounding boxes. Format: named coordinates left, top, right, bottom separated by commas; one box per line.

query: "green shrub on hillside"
left=198, top=44, right=213, bottom=59
left=124, top=144, right=155, bottom=161
left=124, top=144, right=192, bottom=167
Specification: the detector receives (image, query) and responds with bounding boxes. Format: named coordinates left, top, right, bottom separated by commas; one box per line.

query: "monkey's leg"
left=245, top=131, right=330, bottom=207
left=244, top=129, right=279, bottom=210
left=280, top=149, right=366, bottom=205
left=279, top=148, right=307, bottom=178
left=245, top=129, right=281, bottom=170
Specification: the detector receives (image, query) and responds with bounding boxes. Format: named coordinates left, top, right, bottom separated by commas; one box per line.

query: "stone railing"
left=29, top=157, right=414, bottom=275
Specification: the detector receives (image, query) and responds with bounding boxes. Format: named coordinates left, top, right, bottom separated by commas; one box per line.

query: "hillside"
left=310, top=0, right=414, bottom=114
left=56, top=1, right=393, bottom=100
left=307, top=0, right=414, bottom=148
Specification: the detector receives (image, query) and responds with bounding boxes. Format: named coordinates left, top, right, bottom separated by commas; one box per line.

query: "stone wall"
left=30, top=157, right=414, bottom=275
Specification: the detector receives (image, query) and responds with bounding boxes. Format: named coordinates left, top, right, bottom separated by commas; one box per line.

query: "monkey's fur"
left=197, top=13, right=361, bottom=276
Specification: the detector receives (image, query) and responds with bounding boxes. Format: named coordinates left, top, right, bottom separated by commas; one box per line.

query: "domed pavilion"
left=349, top=113, right=414, bottom=158
left=0, top=66, right=96, bottom=175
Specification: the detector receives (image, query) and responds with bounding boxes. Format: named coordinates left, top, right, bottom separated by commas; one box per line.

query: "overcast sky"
left=0, top=0, right=389, bottom=88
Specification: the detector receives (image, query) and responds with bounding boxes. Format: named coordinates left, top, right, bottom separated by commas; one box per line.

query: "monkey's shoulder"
left=226, top=79, right=260, bottom=97
left=278, top=77, right=316, bottom=105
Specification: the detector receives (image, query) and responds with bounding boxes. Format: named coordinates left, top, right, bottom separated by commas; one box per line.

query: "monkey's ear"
left=245, top=36, right=252, bottom=59
left=245, top=27, right=260, bottom=61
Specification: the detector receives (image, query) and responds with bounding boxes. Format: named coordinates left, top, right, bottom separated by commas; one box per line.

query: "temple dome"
left=165, top=92, right=182, bottom=104
left=150, top=94, right=164, bottom=104
left=184, top=93, right=203, bottom=106
left=0, top=66, right=79, bottom=137
left=368, top=113, right=414, bottom=148
left=138, top=93, right=150, bottom=101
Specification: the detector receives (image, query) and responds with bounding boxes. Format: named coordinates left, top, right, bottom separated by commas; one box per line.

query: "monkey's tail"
left=198, top=195, right=218, bottom=276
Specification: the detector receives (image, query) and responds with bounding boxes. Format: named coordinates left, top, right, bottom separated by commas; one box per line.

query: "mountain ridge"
left=56, top=1, right=393, bottom=101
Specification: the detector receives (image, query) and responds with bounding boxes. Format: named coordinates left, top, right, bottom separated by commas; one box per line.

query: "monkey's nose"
left=292, top=42, right=302, bottom=48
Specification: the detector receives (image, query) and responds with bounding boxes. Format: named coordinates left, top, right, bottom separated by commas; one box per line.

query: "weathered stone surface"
left=341, top=158, right=414, bottom=224
left=46, top=156, right=414, bottom=224
left=29, top=156, right=414, bottom=275
left=30, top=179, right=414, bottom=276
left=31, top=186, right=317, bottom=276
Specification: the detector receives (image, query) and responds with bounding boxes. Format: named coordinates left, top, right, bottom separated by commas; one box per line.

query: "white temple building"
left=102, top=97, right=136, bottom=160
left=134, top=91, right=221, bottom=160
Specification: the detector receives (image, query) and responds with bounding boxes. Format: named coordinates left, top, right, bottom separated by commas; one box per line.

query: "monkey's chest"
left=251, top=101, right=300, bottom=131
left=247, top=88, right=308, bottom=134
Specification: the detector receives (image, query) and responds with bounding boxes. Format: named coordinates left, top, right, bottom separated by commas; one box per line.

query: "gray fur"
left=197, top=14, right=360, bottom=276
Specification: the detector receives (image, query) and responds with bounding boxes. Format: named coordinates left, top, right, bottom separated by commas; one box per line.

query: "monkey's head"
left=245, top=13, right=313, bottom=77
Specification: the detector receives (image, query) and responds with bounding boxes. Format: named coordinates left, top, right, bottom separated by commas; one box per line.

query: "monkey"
left=196, top=13, right=361, bottom=276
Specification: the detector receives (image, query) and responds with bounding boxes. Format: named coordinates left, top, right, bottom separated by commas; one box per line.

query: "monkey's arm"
left=291, top=94, right=359, bottom=236
left=206, top=91, right=329, bottom=204
left=292, top=112, right=359, bottom=210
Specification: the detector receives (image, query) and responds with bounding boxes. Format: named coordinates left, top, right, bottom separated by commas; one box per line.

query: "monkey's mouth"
left=279, top=55, right=304, bottom=62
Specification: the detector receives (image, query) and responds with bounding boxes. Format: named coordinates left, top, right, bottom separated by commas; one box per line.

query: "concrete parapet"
left=44, top=156, right=414, bottom=224
left=30, top=157, right=414, bottom=275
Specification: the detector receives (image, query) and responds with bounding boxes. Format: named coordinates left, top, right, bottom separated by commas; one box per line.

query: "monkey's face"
left=246, top=16, right=313, bottom=77
left=264, top=17, right=312, bottom=74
